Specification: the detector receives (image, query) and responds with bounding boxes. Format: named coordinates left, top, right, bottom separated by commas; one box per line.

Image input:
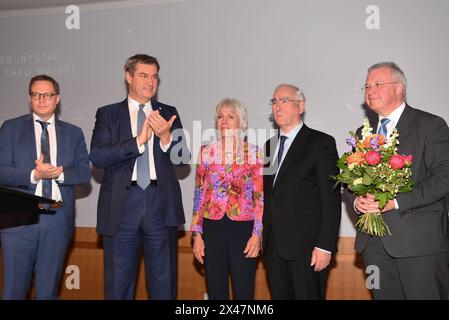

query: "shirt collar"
left=33, top=113, right=55, bottom=125
left=128, top=96, right=151, bottom=110
left=379, top=102, right=406, bottom=125
left=280, top=121, right=303, bottom=141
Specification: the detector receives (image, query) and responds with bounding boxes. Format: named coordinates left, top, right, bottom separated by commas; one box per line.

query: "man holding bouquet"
left=355, top=62, right=449, bottom=299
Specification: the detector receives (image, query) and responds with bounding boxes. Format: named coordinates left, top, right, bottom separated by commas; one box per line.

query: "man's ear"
left=396, top=83, right=404, bottom=98
left=125, top=71, right=132, bottom=85
left=299, top=101, right=305, bottom=114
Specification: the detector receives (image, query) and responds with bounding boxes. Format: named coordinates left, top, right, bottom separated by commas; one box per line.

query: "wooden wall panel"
left=0, top=227, right=372, bottom=300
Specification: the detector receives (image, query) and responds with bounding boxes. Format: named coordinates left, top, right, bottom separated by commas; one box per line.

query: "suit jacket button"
left=126, top=186, right=130, bottom=190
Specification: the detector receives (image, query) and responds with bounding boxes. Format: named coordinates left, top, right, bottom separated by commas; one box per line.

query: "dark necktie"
left=378, top=118, right=391, bottom=138
left=137, top=104, right=150, bottom=189
left=277, top=135, right=288, bottom=168
left=36, top=120, right=52, bottom=199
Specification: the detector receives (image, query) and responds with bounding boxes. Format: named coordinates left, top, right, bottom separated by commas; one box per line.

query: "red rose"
left=365, top=150, right=382, bottom=165
left=389, top=155, right=405, bottom=169
left=403, top=155, right=413, bottom=166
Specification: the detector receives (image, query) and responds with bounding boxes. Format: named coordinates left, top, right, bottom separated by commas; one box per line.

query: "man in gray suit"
left=355, top=62, right=449, bottom=299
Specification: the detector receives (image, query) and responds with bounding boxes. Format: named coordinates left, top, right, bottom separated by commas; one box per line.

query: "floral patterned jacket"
left=191, top=140, right=264, bottom=237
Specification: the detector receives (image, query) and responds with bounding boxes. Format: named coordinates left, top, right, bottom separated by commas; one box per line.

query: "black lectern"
left=0, top=185, right=58, bottom=229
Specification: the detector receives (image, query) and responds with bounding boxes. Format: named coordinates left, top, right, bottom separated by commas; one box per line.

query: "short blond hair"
left=215, top=98, right=248, bottom=131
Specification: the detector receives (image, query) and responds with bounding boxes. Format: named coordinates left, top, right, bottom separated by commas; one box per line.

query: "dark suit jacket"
left=355, top=105, right=449, bottom=257
left=90, top=99, right=190, bottom=236
left=0, top=114, right=91, bottom=232
left=262, top=125, right=341, bottom=261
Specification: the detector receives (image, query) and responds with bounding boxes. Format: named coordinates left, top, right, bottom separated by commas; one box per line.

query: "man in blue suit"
left=90, top=54, right=189, bottom=299
left=0, top=74, right=91, bottom=299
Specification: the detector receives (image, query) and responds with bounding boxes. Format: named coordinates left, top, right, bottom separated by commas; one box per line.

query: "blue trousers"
left=103, top=184, right=178, bottom=299
left=1, top=207, right=73, bottom=300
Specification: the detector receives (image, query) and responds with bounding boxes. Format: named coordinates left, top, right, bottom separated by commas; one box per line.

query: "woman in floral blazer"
left=191, top=98, right=263, bottom=299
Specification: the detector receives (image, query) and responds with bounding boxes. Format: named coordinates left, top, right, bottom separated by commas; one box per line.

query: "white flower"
left=361, top=117, right=373, bottom=140
left=385, top=128, right=399, bottom=148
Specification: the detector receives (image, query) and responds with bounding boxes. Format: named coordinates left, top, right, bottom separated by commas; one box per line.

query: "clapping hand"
left=148, top=110, right=176, bottom=146
left=34, top=154, right=63, bottom=180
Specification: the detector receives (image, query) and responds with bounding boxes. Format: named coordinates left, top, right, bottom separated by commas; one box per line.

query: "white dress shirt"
left=273, top=121, right=303, bottom=184
left=128, top=97, right=171, bottom=181
left=377, top=102, right=406, bottom=137
left=30, top=113, right=63, bottom=201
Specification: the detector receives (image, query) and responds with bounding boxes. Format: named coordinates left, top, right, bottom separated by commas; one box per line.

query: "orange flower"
left=363, top=134, right=385, bottom=148
left=346, top=151, right=365, bottom=165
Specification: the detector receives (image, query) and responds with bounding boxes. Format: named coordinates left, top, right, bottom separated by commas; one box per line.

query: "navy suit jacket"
left=90, top=99, right=190, bottom=236
left=355, top=105, right=449, bottom=257
left=0, top=114, right=91, bottom=231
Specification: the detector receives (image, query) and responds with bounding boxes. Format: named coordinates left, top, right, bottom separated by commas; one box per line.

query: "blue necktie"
left=137, top=104, right=150, bottom=189
left=36, top=120, right=52, bottom=199
left=277, top=135, right=287, bottom=168
left=378, top=118, right=391, bottom=138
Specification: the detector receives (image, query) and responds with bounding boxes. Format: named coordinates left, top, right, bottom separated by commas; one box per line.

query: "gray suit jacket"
left=355, top=105, right=449, bottom=257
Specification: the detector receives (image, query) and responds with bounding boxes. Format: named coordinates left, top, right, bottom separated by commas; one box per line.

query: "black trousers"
left=264, top=233, right=328, bottom=300
left=203, top=215, right=257, bottom=300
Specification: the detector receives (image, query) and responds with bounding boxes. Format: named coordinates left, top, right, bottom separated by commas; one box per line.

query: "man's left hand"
left=148, top=111, right=176, bottom=145
left=381, top=199, right=396, bottom=213
left=310, top=248, right=331, bottom=272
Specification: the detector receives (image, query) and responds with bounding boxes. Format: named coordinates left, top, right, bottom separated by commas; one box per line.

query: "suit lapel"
left=118, top=99, right=133, bottom=140
left=274, top=125, right=310, bottom=188
left=19, top=115, right=38, bottom=165
left=55, top=119, right=64, bottom=165
left=151, top=99, right=163, bottom=113
left=395, top=105, right=419, bottom=167
left=150, top=100, right=162, bottom=163
left=395, top=105, right=415, bottom=143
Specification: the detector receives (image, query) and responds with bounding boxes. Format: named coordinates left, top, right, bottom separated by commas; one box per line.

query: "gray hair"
left=215, top=98, right=248, bottom=131
left=368, top=61, right=407, bottom=99
left=274, top=83, right=306, bottom=103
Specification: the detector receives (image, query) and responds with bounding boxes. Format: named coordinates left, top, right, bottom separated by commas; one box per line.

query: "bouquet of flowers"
left=334, top=118, right=414, bottom=236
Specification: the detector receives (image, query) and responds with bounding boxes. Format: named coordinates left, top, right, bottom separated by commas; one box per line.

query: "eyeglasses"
left=362, top=82, right=398, bottom=92
left=30, top=92, right=57, bottom=101
left=269, top=97, right=301, bottom=106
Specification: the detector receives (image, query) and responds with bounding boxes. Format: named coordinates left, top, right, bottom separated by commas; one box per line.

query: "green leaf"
left=398, top=186, right=413, bottom=192
left=362, top=174, right=372, bottom=185
left=337, top=158, right=347, bottom=170
left=375, top=192, right=389, bottom=209
left=350, top=184, right=368, bottom=194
